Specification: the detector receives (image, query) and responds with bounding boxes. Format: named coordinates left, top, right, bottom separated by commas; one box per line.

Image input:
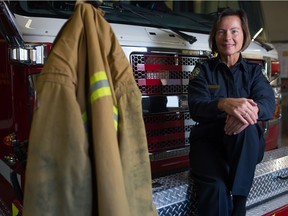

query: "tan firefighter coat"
left=23, top=3, right=157, bottom=216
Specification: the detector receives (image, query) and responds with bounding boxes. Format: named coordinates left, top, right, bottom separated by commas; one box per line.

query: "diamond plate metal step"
left=152, top=146, right=288, bottom=215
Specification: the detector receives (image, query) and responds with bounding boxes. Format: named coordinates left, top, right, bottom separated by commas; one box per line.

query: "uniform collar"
left=209, top=54, right=248, bottom=73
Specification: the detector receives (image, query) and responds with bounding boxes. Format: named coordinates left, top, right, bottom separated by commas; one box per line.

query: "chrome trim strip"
left=9, top=44, right=46, bottom=65
left=149, top=146, right=190, bottom=161
left=269, top=116, right=281, bottom=126
left=0, top=159, right=12, bottom=187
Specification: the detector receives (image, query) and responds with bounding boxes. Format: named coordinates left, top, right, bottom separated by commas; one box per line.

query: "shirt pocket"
left=208, top=84, right=226, bottom=99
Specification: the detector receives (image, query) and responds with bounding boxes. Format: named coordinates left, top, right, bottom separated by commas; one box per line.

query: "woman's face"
left=215, top=15, right=244, bottom=58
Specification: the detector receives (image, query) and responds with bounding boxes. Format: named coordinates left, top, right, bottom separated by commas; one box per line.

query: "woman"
left=188, top=8, right=276, bottom=216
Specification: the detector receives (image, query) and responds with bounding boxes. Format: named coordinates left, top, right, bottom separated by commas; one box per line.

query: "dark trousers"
left=189, top=123, right=265, bottom=216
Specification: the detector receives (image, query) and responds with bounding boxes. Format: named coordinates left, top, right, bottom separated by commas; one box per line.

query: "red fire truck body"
left=0, top=1, right=286, bottom=216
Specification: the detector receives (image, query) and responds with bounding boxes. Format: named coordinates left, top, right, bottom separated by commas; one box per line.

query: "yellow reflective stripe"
left=90, top=71, right=107, bottom=85
left=113, top=106, right=118, bottom=131
left=82, top=112, right=87, bottom=123
left=90, top=87, right=111, bottom=103
left=90, top=71, right=111, bottom=103
left=90, top=72, right=118, bottom=131
left=12, top=203, right=19, bottom=216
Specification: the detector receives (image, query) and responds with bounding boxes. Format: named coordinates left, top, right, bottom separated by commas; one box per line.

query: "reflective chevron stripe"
left=89, top=71, right=118, bottom=131
left=90, top=71, right=111, bottom=103
left=113, top=106, right=118, bottom=131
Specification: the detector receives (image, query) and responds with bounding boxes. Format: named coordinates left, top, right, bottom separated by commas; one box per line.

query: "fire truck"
left=0, top=1, right=285, bottom=215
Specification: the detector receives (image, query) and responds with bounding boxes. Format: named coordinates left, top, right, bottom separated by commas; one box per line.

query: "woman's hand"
left=218, top=98, right=259, bottom=125
left=224, top=115, right=249, bottom=135
left=218, top=98, right=259, bottom=135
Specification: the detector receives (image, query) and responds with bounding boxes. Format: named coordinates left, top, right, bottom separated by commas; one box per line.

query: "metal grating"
left=130, top=53, right=205, bottom=95
left=144, top=112, right=190, bottom=152
left=130, top=52, right=207, bottom=171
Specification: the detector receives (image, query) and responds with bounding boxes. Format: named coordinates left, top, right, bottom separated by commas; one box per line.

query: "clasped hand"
left=218, top=98, right=259, bottom=135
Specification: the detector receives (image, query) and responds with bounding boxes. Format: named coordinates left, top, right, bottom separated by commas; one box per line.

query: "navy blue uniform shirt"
left=188, top=55, right=276, bottom=124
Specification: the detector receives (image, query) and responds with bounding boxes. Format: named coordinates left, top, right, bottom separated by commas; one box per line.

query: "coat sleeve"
left=107, top=25, right=158, bottom=216
left=23, top=73, right=92, bottom=216
left=117, top=82, right=158, bottom=216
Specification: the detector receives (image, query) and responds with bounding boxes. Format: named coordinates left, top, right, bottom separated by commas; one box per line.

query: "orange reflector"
left=274, top=103, right=281, bottom=118
left=271, top=61, right=280, bottom=76
left=3, top=134, right=15, bottom=146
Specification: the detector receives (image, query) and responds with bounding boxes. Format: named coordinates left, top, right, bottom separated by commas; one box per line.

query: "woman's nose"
left=224, top=31, right=232, bottom=40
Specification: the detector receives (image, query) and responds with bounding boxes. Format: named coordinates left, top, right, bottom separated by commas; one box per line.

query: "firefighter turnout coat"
left=23, top=3, right=157, bottom=216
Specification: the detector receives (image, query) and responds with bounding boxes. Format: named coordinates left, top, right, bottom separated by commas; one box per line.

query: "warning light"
left=3, top=133, right=16, bottom=147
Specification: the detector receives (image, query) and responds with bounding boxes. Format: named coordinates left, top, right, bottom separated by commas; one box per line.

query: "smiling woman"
left=215, top=15, right=244, bottom=67
left=188, top=7, right=276, bottom=216
left=0, top=1, right=283, bottom=215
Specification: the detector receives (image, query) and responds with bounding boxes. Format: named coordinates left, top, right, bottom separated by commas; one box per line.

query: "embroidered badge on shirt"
left=189, top=67, right=200, bottom=80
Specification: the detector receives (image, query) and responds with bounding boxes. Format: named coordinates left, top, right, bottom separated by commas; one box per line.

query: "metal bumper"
left=152, top=146, right=288, bottom=216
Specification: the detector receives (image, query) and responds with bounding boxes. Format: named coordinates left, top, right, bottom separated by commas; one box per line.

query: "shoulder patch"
left=189, top=67, right=201, bottom=80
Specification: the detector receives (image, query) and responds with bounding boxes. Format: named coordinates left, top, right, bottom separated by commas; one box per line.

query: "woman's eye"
left=217, top=30, right=225, bottom=35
